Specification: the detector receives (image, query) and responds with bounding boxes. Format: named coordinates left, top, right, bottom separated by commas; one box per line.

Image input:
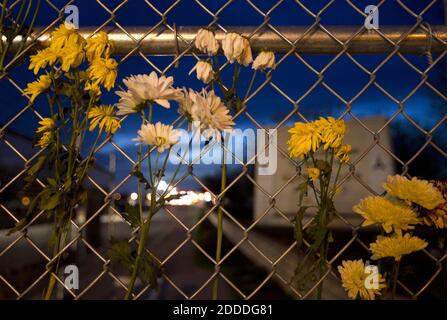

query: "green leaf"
left=64, top=178, right=72, bottom=192
left=122, top=203, right=141, bottom=227
left=47, top=178, right=57, bottom=187
left=40, top=192, right=60, bottom=211
left=108, top=240, right=134, bottom=269
left=293, top=206, right=309, bottom=248
left=131, top=168, right=150, bottom=190
left=24, top=155, right=47, bottom=184
left=27, top=189, right=46, bottom=215
left=138, top=252, right=160, bottom=288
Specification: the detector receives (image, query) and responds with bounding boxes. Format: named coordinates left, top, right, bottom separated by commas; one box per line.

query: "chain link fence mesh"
left=0, top=0, right=446, bottom=299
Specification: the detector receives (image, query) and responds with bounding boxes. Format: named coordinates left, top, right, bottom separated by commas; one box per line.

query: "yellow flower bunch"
left=370, top=234, right=428, bottom=261
left=29, top=23, right=85, bottom=75
left=338, top=259, right=386, bottom=300
left=350, top=174, right=435, bottom=300
left=353, top=196, right=420, bottom=235
left=87, top=105, right=121, bottom=135
left=19, top=24, right=122, bottom=301
left=288, top=117, right=351, bottom=162
left=26, top=22, right=118, bottom=103
left=289, top=117, right=351, bottom=291
left=353, top=175, right=436, bottom=251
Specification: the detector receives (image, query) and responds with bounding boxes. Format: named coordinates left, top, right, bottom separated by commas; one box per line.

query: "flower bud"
left=222, top=32, right=253, bottom=66
left=252, top=51, right=276, bottom=70
left=190, top=60, right=214, bottom=84
left=195, top=28, right=219, bottom=55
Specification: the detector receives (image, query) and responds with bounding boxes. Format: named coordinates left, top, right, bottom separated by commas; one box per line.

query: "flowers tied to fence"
left=10, top=23, right=118, bottom=299
left=189, top=28, right=275, bottom=299
left=339, top=175, right=446, bottom=300
left=287, top=117, right=351, bottom=298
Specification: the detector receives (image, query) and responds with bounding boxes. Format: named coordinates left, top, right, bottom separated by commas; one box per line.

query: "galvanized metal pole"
left=7, top=25, right=447, bottom=55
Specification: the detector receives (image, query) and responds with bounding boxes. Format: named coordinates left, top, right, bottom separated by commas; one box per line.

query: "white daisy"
left=134, top=122, right=180, bottom=153
left=192, top=89, right=234, bottom=140
left=116, top=89, right=142, bottom=115
left=115, top=71, right=183, bottom=115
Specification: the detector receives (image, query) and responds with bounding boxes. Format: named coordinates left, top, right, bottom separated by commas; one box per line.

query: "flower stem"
left=125, top=108, right=158, bottom=299
left=392, top=260, right=401, bottom=300
left=212, top=133, right=228, bottom=300
left=43, top=230, right=61, bottom=300
left=244, top=70, right=257, bottom=101
left=124, top=212, right=153, bottom=300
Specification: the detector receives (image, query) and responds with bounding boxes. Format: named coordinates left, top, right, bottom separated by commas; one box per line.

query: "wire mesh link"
left=1, top=0, right=446, bottom=300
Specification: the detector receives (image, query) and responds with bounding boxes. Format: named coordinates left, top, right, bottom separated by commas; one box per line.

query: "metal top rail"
left=8, top=25, right=447, bottom=55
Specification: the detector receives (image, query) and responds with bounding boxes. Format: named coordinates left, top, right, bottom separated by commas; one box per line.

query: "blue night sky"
left=1, top=0, right=446, bottom=192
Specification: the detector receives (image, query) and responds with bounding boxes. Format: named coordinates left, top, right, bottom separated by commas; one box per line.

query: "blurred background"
left=1, top=0, right=447, bottom=299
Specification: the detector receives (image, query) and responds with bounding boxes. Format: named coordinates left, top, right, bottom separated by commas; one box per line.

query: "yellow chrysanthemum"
left=23, top=75, right=52, bottom=102
left=287, top=122, right=320, bottom=158
left=336, top=144, right=351, bottom=163
left=36, top=118, right=55, bottom=133
left=51, top=22, right=84, bottom=50
left=384, top=175, right=445, bottom=210
left=36, top=131, right=53, bottom=149
left=307, top=167, right=320, bottom=182
left=35, top=117, right=56, bottom=148
left=338, top=259, right=386, bottom=300
left=28, top=47, right=59, bottom=74
left=370, top=234, right=428, bottom=261
left=60, top=39, right=85, bottom=72
left=87, top=105, right=120, bottom=135
left=314, top=116, right=347, bottom=150
left=85, top=31, right=113, bottom=62
left=353, top=196, right=420, bottom=235
left=87, top=57, right=118, bottom=91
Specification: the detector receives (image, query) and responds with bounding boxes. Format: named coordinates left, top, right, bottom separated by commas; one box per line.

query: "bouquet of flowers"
left=339, top=175, right=446, bottom=299
left=287, top=116, right=351, bottom=298
left=10, top=23, right=119, bottom=299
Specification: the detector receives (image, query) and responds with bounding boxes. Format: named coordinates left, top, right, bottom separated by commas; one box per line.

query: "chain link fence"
left=1, top=0, right=447, bottom=299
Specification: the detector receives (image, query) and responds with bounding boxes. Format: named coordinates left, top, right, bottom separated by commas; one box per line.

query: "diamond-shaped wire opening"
left=1, top=0, right=447, bottom=300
